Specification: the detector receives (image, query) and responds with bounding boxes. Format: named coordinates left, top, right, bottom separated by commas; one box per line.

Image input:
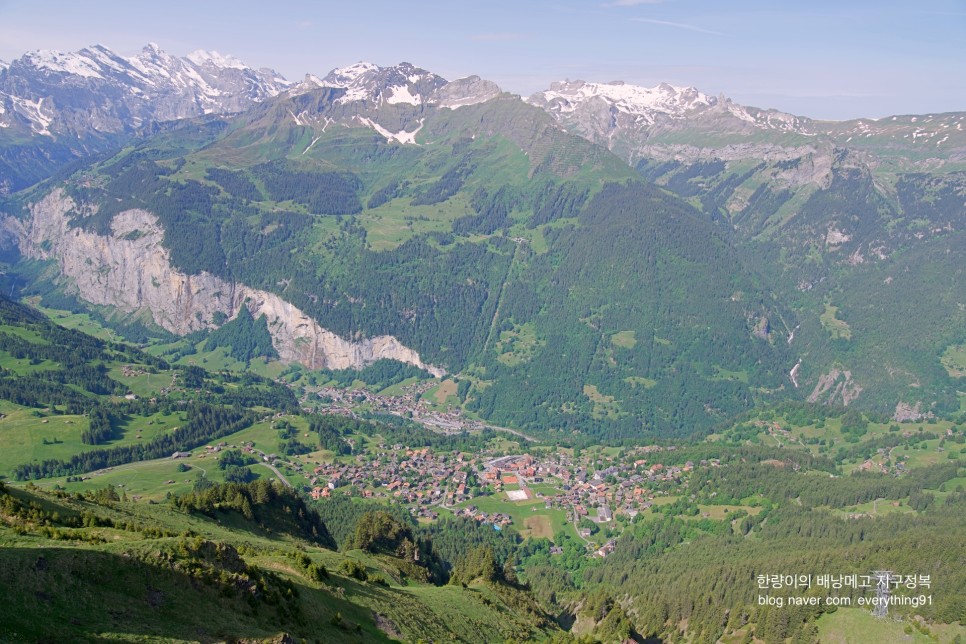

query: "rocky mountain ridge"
left=0, top=43, right=296, bottom=193
left=319, top=61, right=446, bottom=105
left=0, top=48, right=514, bottom=192
left=528, top=79, right=719, bottom=123
left=5, top=41, right=963, bottom=194
left=274, top=62, right=505, bottom=145
left=4, top=41, right=964, bottom=163
left=526, top=79, right=816, bottom=161
left=527, top=78, right=966, bottom=172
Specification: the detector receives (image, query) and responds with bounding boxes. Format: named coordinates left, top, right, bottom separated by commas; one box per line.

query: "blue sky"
left=0, top=0, right=963, bottom=119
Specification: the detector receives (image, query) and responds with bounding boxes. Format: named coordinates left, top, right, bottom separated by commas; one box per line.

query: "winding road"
left=257, top=461, right=293, bottom=488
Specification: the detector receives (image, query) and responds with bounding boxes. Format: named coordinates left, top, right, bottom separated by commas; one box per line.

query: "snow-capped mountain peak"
left=186, top=49, right=248, bottom=70
left=525, top=77, right=821, bottom=165
left=323, top=61, right=380, bottom=87
left=528, top=79, right=716, bottom=122
left=317, top=61, right=447, bottom=106
left=21, top=48, right=106, bottom=79
left=290, top=73, right=327, bottom=94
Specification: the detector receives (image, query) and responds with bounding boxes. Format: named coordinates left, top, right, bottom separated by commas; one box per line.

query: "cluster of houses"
left=312, top=384, right=426, bottom=418
left=481, top=454, right=542, bottom=493
left=310, top=382, right=469, bottom=431
left=296, top=438, right=724, bottom=558
left=307, top=446, right=481, bottom=509
left=503, top=449, right=714, bottom=526
left=455, top=505, right=513, bottom=529
left=471, top=449, right=721, bottom=556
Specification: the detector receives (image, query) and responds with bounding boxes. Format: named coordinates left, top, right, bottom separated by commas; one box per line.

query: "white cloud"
left=631, top=18, right=723, bottom=35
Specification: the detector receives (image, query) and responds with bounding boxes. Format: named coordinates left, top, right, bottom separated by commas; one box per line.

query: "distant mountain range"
left=527, top=77, right=966, bottom=159
left=0, top=43, right=963, bottom=437
left=3, top=42, right=964, bottom=189
left=0, top=43, right=288, bottom=136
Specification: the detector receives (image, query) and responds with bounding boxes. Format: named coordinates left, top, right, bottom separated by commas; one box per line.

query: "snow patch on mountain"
left=293, top=73, right=326, bottom=93
left=9, top=96, right=53, bottom=135
left=356, top=116, right=424, bottom=144
left=726, top=102, right=758, bottom=125
left=78, top=45, right=131, bottom=74
left=181, top=65, right=220, bottom=98
left=386, top=84, right=421, bottom=105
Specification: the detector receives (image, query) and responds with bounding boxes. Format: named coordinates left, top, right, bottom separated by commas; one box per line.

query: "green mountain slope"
left=4, top=87, right=793, bottom=439
left=466, top=181, right=793, bottom=439
left=637, top=152, right=966, bottom=417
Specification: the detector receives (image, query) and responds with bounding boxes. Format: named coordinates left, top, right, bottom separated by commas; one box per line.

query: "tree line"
left=14, top=404, right=254, bottom=480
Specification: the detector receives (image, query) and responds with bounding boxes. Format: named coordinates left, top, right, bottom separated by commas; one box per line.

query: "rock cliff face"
left=14, top=189, right=444, bottom=376
left=807, top=368, right=862, bottom=406
left=893, top=401, right=933, bottom=422
left=430, top=76, right=502, bottom=109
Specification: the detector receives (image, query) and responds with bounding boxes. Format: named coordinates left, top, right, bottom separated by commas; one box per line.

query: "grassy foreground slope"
left=0, top=480, right=556, bottom=643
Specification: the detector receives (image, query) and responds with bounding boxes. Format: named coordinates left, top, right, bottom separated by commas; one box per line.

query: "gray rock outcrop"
left=431, top=76, right=502, bottom=109
left=807, top=368, right=862, bottom=406
left=13, top=189, right=444, bottom=377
